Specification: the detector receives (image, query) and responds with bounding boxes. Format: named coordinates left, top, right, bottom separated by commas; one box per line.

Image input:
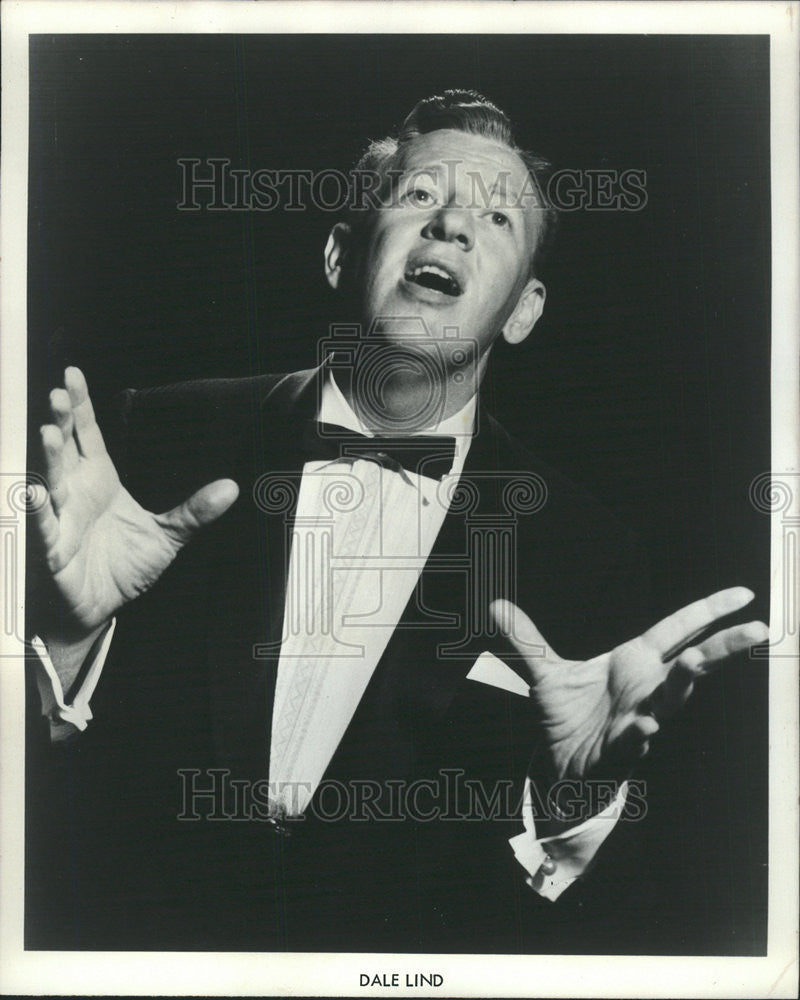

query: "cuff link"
left=540, top=854, right=557, bottom=876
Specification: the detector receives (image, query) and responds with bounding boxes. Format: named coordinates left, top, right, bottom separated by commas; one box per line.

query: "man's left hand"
left=490, top=587, right=768, bottom=786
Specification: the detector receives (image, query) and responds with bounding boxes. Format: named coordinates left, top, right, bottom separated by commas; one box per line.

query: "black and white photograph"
left=0, top=1, right=797, bottom=996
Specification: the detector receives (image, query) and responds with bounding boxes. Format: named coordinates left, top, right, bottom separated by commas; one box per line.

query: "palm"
left=491, top=590, right=767, bottom=782
left=43, top=454, right=182, bottom=631
left=32, top=367, right=239, bottom=639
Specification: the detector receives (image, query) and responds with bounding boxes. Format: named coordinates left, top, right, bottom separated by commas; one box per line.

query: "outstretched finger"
left=49, top=387, right=79, bottom=469
left=642, top=587, right=755, bottom=661
left=158, top=478, right=240, bottom=547
left=647, top=621, right=767, bottom=721
left=64, top=366, right=107, bottom=458
left=40, top=425, right=69, bottom=512
left=489, top=599, right=554, bottom=669
left=691, top=620, right=769, bottom=671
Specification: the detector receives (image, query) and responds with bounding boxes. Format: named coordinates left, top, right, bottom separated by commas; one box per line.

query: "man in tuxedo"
left=26, top=90, right=766, bottom=953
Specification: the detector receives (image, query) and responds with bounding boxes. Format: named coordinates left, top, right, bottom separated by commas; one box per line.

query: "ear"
left=324, top=222, right=352, bottom=290
left=502, top=278, right=546, bottom=345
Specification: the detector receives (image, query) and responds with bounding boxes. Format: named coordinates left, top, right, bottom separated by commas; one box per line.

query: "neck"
left=333, top=348, right=487, bottom=434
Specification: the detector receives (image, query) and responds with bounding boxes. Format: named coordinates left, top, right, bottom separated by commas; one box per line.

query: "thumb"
left=159, top=478, right=240, bottom=546
left=489, top=598, right=554, bottom=674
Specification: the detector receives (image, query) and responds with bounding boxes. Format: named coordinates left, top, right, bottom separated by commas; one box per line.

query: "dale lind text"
left=360, top=973, right=444, bottom=988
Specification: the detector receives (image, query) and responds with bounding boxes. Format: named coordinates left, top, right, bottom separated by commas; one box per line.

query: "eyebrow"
left=470, top=170, right=524, bottom=209
left=488, top=170, right=520, bottom=208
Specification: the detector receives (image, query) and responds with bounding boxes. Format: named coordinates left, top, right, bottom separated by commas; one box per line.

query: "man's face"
left=330, top=129, right=545, bottom=359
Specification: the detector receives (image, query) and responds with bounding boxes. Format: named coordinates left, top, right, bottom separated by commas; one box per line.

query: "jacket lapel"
left=204, top=366, right=324, bottom=776
left=382, top=405, right=522, bottom=715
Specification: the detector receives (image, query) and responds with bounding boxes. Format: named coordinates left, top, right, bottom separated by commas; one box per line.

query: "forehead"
left=395, top=129, right=532, bottom=190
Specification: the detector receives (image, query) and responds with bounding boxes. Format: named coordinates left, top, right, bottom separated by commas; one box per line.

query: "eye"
left=490, top=210, right=511, bottom=229
left=405, top=187, right=435, bottom=208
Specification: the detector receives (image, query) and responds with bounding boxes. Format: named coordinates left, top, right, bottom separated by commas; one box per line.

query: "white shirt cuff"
left=30, top=619, right=116, bottom=742
left=509, top=778, right=628, bottom=901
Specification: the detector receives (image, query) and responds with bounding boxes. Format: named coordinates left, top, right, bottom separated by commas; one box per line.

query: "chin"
left=365, top=313, right=437, bottom=343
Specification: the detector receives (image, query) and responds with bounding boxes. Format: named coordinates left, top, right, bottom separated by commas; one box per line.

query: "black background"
left=27, top=34, right=770, bottom=954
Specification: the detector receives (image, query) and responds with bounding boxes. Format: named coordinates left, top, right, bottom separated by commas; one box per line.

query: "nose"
left=421, top=204, right=474, bottom=251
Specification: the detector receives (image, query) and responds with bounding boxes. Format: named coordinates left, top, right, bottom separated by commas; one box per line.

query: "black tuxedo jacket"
left=27, top=366, right=660, bottom=953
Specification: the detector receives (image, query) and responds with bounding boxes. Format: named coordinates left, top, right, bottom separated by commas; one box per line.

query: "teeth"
left=411, top=264, right=452, bottom=280
left=405, top=263, right=461, bottom=294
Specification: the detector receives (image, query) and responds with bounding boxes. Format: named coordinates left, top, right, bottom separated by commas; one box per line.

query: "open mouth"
left=403, top=263, right=463, bottom=297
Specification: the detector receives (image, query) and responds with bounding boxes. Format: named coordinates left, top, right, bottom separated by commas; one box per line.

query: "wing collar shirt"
left=268, top=372, right=475, bottom=818
left=32, top=371, right=626, bottom=901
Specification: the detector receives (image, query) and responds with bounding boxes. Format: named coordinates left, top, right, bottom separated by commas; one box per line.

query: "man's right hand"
left=31, top=367, right=240, bottom=652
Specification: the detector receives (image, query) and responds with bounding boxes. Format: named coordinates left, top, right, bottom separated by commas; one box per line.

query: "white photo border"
left=1, top=2, right=797, bottom=997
